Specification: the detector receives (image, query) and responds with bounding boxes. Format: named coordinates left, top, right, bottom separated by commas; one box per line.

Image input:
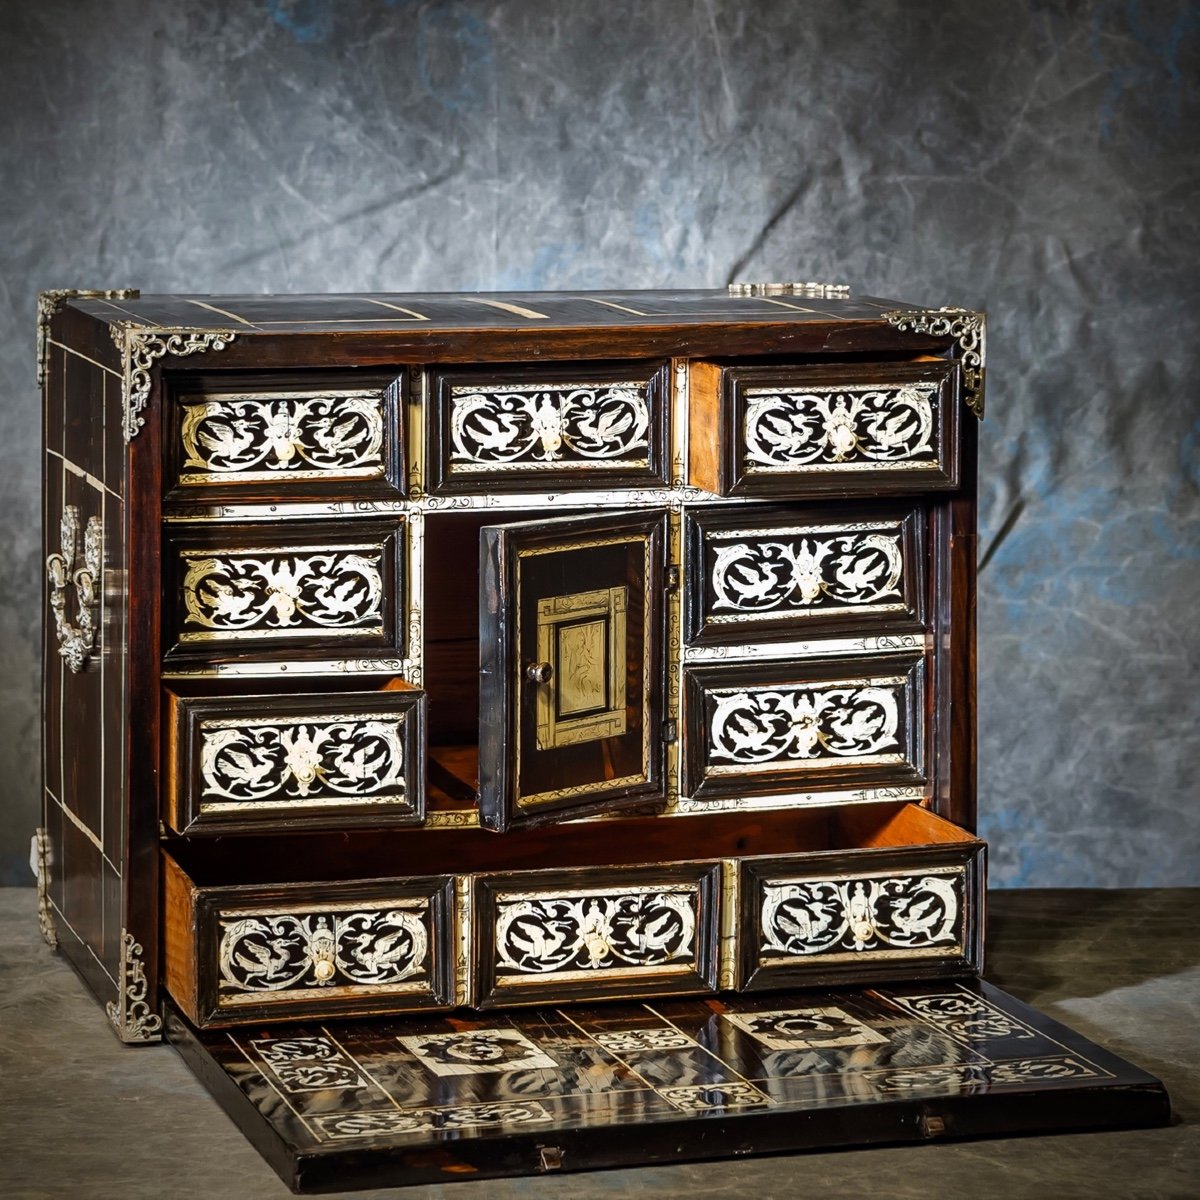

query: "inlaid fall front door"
left=478, top=510, right=667, bottom=831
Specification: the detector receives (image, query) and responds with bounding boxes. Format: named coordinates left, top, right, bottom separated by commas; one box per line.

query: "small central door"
left=478, top=510, right=667, bottom=831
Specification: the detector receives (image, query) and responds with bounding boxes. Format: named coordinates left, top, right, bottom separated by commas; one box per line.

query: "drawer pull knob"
left=526, top=661, right=554, bottom=685
left=46, top=504, right=102, bottom=673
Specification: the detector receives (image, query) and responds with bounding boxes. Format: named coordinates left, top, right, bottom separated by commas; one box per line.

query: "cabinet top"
left=58, top=287, right=950, bottom=335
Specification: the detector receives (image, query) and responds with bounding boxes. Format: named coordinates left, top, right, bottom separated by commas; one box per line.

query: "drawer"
left=163, top=855, right=454, bottom=1027
left=688, top=359, right=960, bottom=497
left=166, top=370, right=404, bottom=499
left=428, top=361, right=670, bottom=493
left=682, top=653, right=926, bottom=800
left=736, top=806, right=984, bottom=989
left=163, top=518, right=406, bottom=662
left=685, top=502, right=926, bottom=645
left=471, top=862, right=720, bottom=1008
left=164, top=685, right=425, bottom=835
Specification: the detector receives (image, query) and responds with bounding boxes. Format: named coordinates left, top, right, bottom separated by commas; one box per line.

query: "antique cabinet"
left=38, top=286, right=1166, bottom=1191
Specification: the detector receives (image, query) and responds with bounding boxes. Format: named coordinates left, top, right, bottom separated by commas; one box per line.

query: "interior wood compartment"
left=162, top=801, right=974, bottom=888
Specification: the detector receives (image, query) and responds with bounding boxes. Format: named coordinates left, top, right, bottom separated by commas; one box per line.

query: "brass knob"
left=526, top=661, right=553, bottom=684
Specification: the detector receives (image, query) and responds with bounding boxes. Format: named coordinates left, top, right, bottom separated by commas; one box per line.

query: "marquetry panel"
left=738, top=843, right=984, bottom=989
left=165, top=371, right=405, bottom=499
left=164, top=687, right=426, bottom=835
left=163, top=859, right=454, bottom=1027
left=686, top=503, right=926, bottom=644
left=428, top=361, right=670, bottom=493
left=683, top=653, right=926, bottom=801
left=689, top=359, right=960, bottom=497
left=472, top=863, right=720, bottom=1007
left=163, top=518, right=406, bottom=662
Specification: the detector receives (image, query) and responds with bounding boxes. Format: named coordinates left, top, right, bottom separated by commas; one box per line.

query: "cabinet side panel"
left=42, top=314, right=129, bottom=1012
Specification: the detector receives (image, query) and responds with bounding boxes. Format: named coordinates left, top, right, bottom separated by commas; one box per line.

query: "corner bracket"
left=105, top=930, right=163, bottom=1043
left=883, top=307, right=986, bottom=419
left=109, top=324, right=239, bottom=442
left=33, top=827, right=57, bottom=948
left=37, top=288, right=140, bottom=388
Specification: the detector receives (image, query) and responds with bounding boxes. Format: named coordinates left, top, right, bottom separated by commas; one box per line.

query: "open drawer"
left=162, top=802, right=983, bottom=1027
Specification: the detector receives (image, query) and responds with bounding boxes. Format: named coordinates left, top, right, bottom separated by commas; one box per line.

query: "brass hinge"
left=664, top=565, right=681, bottom=592
left=663, top=718, right=678, bottom=745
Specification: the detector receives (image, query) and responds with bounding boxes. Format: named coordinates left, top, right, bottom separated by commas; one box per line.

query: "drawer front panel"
left=167, top=372, right=404, bottom=498
left=192, top=877, right=454, bottom=1025
left=683, top=654, right=926, bottom=800
left=165, top=519, right=405, bottom=660
left=687, top=504, right=925, bottom=644
left=473, top=863, right=719, bottom=1007
left=430, top=362, right=669, bottom=492
left=166, top=688, right=425, bottom=834
left=739, top=845, right=983, bottom=988
left=723, top=360, right=959, bottom=497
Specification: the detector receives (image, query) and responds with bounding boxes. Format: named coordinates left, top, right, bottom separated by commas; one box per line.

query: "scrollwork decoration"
left=760, top=873, right=961, bottom=958
left=449, top=382, right=650, bottom=469
left=709, top=684, right=901, bottom=765
left=110, top=323, right=239, bottom=441
left=494, top=890, right=696, bottom=975
left=106, top=930, right=163, bottom=1042
left=711, top=530, right=903, bottom=614
left=200, top=717, right=405, bottom=804
left=46, top=505, right=102, bottom=672
left=883, top=307, right=986, bottom=418
left=219, top=907, right=428, bottom=994
left=743, top=384, right=937, bottom=470
left=181, top=549, right=384, bottom=639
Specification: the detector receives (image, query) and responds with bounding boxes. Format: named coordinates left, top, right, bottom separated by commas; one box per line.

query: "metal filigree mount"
left=110, top=323, right=240, bottom=442
left=106, top=930, right=163, bottom=1043
left=728, top=282, right=850, bottom=299
left=37, top=288, right=139, bottom=387
left=46, top=504, right=103, bottom=672
left=883, top=307, right=986, bottom=419
left=33, top=827, right=56, bottom=947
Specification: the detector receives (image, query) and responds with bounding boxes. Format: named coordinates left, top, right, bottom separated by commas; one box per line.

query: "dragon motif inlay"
left=180, top=547, right=385, bottom=639
left=709, top=684, right=902, bottom=765
left=219, top=906, right=428, bottom=996
left=494, top=889, right=697, bottom=975
left=710, top=529, right=903, bottom=615
left=759, top=873, right=962, bottom=958
left=200, top=715, right=405, bottom=804
left=742, top=383, right=937, bottom=470
left=180, top=393, right=385, bottom=481
left=449, top=382, right=650, bottom=470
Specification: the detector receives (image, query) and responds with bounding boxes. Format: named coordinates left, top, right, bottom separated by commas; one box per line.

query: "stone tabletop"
left=3, top=887, right=1196, bottom=1199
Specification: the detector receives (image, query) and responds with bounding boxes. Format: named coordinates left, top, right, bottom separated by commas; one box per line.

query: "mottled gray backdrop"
left=2, top=1, right=1197, bottom=886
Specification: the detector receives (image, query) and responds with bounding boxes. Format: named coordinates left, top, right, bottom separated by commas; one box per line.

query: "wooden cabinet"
left=39, top=287, right=1164, bottom=1191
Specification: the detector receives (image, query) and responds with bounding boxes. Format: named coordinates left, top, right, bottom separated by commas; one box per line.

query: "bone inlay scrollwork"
left=200, top=715, right=405, bottom=804
left=180, top=393, right=385, bottom=481
left=181, top=547, right=384, bottom=638
left=494, top=889, right=696, bottom=975
left=760, top=872, right=962, bottom=957
left=219, top=907, right=428, bottom=994
left=709, top=684, right=901, bottom=764
left=742, top=383, right=937, bottom=470
left=449, top=382, right=650, bottom=469
left=711, top=530, right=903, bottom=614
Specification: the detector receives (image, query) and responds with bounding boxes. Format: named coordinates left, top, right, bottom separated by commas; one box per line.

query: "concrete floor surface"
left=3, top=887, right=1197, bottom=1199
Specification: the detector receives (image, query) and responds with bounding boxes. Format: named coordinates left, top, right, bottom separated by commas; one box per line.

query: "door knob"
left=526, top=661, right=554, bottom=684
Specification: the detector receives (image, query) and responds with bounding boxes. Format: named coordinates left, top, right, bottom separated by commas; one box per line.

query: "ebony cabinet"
left=39, top=287, right=1164, bottom=1191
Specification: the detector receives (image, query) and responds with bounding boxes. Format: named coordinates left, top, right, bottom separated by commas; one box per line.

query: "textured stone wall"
left=2, top=1, right=1196, bottom=884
